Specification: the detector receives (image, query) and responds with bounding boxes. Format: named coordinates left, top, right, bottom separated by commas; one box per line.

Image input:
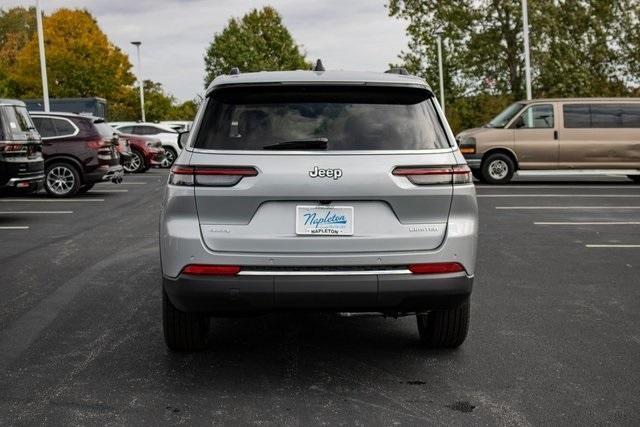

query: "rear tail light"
left=392, top=165, right=472, bottom=185
left=182, top=264, right=241, bottom=276
left=86, top=138, right=110, bottom=149
left=169, top=165, right=258, bottom=187
left=0, top=143, right=27, bottom=153
left=408, top=262, right=465, bottom=274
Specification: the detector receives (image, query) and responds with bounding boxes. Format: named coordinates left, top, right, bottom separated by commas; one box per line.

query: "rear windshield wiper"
left=262, top=138, right=328, bottom=150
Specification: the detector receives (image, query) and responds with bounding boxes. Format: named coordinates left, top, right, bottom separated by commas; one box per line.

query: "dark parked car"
left=30, top=112, right=123, bottom=197
left=0, top=99, right=44, bottom=192
left=117, top=132, right=166, bottom=173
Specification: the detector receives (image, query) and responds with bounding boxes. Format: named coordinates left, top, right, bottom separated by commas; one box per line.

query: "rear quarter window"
left=194, top=86, right=450, bottom=151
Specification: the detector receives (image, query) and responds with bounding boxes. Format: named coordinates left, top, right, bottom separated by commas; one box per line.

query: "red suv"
left=117, top=132, right=166, bottom=173
left=30, top=112, right=124, bottom=197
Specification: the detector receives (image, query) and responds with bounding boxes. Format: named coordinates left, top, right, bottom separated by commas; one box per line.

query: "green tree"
left=388, top=0, right=640, bottom=132
left=0, top=6, right=36, bottom=97
left=8, top=8, right=135, bottom=99
left=203, top=6, right=311, bottom=87
left=109, top=81, right=200, bottom=122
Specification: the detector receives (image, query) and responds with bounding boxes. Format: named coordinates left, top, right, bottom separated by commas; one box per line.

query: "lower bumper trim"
left=163, top=272, right=473, bottom=314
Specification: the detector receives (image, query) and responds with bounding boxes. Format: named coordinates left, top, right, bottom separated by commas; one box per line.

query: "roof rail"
left=229, top=67, right=240, bottom=75
left=385, top=67, right=410, bottom=76
left=313, top=59, right=325, bottom=72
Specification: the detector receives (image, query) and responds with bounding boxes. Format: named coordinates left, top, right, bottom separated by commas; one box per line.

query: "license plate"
left=296, top=205, right=354, bottom=236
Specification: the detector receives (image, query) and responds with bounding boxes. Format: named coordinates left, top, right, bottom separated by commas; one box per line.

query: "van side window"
left=564, top=104, right=640, bottom=128
left=514, top=104, right=554, bottom=129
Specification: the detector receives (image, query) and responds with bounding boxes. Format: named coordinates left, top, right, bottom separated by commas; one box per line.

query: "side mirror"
left=177, top=131, right=190, bottom=149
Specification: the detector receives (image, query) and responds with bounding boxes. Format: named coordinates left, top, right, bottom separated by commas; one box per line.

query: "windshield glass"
left=194, top=86, right=449, bottom=151
left=487, top=102, right=525, bottom=128
left=1, top=105, right=37, bottom=141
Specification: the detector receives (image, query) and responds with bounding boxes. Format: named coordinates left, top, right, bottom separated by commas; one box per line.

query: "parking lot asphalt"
left=0, top=171, right=639, bottom=425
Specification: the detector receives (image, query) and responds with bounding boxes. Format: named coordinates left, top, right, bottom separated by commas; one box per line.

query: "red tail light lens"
left=408, top=262, right=465, bottom=274
left=86, top=138, right=109, bottom=149
left=182, top=265, right=241, bottom=276
left=169, top=166, right=258, bottom=187
left=393, top=165, right=472, bottom=185
left=0, top=143, right=27, bottom=153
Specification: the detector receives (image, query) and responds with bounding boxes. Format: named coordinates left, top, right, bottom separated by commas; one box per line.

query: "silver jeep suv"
left=160, top=68, right=478, bottom=351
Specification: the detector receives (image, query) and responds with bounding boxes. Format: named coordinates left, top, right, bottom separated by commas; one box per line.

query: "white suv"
left=111, top=122, right=181, bottom=165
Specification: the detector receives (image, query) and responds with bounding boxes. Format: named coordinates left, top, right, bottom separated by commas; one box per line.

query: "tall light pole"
left=436, top=32, right=445, bottom=115
left=521, top=0, right=532, bottom=100
left=131, top=41, right=145, bottom=122
left=35, top=0, right=50, bottom=112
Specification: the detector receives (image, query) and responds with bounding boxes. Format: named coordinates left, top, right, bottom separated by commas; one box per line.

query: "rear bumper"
left=86, top=164, right=124, bottom=183
left=3, top=174, right=45, bottom=190
left=463, top=154, right=482, bottom=169
left=163, top=272, right=473, bottom=314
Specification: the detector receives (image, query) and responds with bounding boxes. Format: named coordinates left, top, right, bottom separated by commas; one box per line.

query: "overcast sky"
left=7, top=0, right=409, bottom=101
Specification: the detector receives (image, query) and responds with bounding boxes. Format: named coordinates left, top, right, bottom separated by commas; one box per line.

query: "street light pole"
left=436, top=33, right=445, bottom=115
left=131, top=41, right=145, bottom=122
left=35, top=0, right=50, bottom=112
left=521, top=0, right=532, bottom=100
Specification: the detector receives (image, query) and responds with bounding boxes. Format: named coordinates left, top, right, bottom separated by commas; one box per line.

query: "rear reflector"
left=392, top=165, right=472, bottom=185
left=408, top=262, right=465, bottom=274
left=169, top=165, right=257, bottom=186
left=182, top=265, right=241, bottom=276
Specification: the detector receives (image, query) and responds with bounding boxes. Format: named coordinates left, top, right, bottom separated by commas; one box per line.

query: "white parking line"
left=496, top=206, right=640, bottom=210
left=479, top=194, right=640, bottom=198
left=89, top=189, right=129, bottom=193
left=586, top=244, right=640, bottom=248
left=535, top=222, right=640, bottom=225
left=0, top=226, right=29, bottom=230
left=0, top=211, right=72, bottom=214
left=0, top=199, right=104, bottom=202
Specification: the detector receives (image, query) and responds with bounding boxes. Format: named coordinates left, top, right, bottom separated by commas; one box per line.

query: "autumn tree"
left=9, top=8, right=135, bottom=99
left=0, top=7, right=36, bottom=97
left=203, top=6, right=310, bottom=87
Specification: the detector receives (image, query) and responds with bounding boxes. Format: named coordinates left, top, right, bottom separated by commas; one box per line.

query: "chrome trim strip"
left=7, top=174, right=45, bottom=185
left=238, top=269, right=412, bottom=276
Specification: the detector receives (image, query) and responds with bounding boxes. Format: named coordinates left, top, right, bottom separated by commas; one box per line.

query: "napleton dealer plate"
left=295, top=205, right=354, bottom=236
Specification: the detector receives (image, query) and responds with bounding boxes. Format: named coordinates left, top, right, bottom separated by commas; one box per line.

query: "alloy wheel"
left=46, top=166, right=76, bottom=196
left=124, top=152, right=143, bottom=173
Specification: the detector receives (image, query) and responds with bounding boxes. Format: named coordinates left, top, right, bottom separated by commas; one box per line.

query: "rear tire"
left=163, top=289, right=209, bottom=351
left=123, top=150, right=145, bottom=173
left=471, top=169, right=484, bottom=182
left=78, top=183, right=95, bottom=194
left=481, top=153, right=515, bottom=184
left=163, top=147, right=177, bottom=166
left=628, top=175, right=640, bottom=184
left=417, top=298, right=470, bottom=348
left=45, top=162, right=81, bottom=197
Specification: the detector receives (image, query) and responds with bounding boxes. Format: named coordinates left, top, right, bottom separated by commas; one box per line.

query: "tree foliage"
left=0, top=7, right=197, bottom=122
left=8, top=8, right=134, bottom=99
left=204, top=6, right=311, bottom=87
left=388, top=0, right=640, bottom=132
left=0, top=7, right=36, bottom=97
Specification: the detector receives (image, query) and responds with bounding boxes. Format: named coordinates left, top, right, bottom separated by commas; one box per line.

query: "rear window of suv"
left=194, top=86, right=450, bottom=151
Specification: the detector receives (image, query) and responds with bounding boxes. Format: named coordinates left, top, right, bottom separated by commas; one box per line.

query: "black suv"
left=0, top=99, right=44, bottom=192
left=30, top=112, right=123, bottom=197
